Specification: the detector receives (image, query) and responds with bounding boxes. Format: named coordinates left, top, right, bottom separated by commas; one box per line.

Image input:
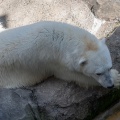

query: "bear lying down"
left=0, top=21, right=120, bottom=88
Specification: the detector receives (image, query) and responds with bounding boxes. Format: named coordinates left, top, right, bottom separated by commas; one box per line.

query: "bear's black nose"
left=107, top=85, right=114, bottom=89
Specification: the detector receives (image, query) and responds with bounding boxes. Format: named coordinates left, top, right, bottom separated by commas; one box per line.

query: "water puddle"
left=106, top=111, right=120, bottom=120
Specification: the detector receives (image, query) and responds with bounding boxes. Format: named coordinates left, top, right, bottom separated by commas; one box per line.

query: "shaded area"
left=94, top=97, right=120, bottom=120
left=107, top=27, right=120, bottom=72
left=0, top=15, right=8, bottom=28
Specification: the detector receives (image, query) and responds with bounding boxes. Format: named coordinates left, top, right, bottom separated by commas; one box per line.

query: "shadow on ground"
left=0, top=15, right=8, bottom=28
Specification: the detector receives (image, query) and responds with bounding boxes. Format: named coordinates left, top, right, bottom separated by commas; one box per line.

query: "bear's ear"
left=79, top=57, right=87, bottom=66
left=100, top=38, right=106, bottom=44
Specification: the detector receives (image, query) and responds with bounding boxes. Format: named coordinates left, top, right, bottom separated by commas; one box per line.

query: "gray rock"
left=84, top=0, right=120, bottom=38
left=95, top=0, right=120, bottom=21
left=84, top=0, right=120, bottom=21
left=0, top=78, right=120, bottom=120
left=107, top=27, right=120, bottom=72
left=33, top=79, right=119, bottom=120
left=0, top=88, right=37, bottom=120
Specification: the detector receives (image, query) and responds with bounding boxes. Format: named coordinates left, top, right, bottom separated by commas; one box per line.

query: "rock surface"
left=0, top=0, right=120, bottom=38
left=107, top=27, right=120, bottom=72
left=94, top=101, right=120, bottom=120
left=84, top=0, right=120, bottom=21
left=0, top=0, right=120, bottom=120
left=0, top=79, right=120, bottom=120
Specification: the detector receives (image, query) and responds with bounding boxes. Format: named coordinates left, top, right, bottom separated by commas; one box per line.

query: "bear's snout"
left=107, top=84, right=114, bottom=89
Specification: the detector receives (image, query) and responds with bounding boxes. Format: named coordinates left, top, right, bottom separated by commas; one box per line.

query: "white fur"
left=0, top=21, right=119, bottom=88
left=0, top=22, right=5, bottom=32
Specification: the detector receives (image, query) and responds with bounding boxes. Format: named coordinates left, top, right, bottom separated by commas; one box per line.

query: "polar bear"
left=0, top=21, right=120, bottom=88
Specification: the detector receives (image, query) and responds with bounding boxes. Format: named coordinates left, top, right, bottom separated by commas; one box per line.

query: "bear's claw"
left=111, top=69, right=120, bottom=88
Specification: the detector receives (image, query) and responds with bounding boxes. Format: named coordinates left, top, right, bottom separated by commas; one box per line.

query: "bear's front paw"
left=111, top=69, right=120, bottom=88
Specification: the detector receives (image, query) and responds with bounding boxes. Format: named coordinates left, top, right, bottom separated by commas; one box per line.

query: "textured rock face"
left=0, top=0, right=120, bottom=38
left=0, top=0, right=95, bottom=32
left=0, top=79, right=120, bottom=120
left=95, top=0, right=120, bottom=21
left=107, top=27, right=120, bottom=72
left=84, top=0, right=120, bottom=21
left=0, top=0, right=120, bottom=120
left=83, top=0, right=120, bottom=38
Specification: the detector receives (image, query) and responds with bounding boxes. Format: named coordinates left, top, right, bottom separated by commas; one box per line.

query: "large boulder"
left=0, top=79, right=120, bottom=120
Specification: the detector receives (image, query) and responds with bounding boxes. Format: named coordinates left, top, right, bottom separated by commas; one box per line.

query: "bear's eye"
left=81, top=61, right=87, bottom=66
left=109, top=67, right=112, bottom=71
left=96, top=73, right=103, bottom=76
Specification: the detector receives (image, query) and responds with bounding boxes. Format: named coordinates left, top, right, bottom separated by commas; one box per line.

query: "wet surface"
left=107, top=111, right=120, bottom=120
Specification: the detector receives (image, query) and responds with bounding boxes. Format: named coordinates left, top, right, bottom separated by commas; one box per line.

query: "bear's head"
left=78, top=38, right=114, bottom=88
